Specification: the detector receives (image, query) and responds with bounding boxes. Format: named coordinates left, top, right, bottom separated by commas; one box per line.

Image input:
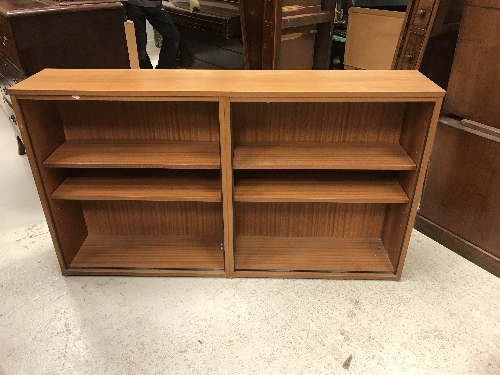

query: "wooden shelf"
left=11, top=69, right=443, bottom=279
left=234, top=175, right=408, bottom=203
left=52, top=176, right=221, bottom=202
left=235, top=236, right=394, bottom=273
left=233, top=142, right=416, bottom=170
left=43, top=141, right=221, bottom=169
left=70, top=235, right=224, bottom=270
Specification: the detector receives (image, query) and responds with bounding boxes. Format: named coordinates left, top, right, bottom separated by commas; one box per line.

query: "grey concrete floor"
left=1, top=74, right=499, bottom=374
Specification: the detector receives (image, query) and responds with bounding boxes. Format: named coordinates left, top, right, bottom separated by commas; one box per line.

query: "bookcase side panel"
left=382, top=100, right=442, bottom=273
left=15, top=99, right=87, bottom=269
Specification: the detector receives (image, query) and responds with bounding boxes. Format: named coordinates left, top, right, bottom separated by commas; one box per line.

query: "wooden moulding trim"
left=440, top=117, right=500, bottom=144
left=229, top=97, right=441, bottom=103
left=415, top=214, right=500, bottom=278
left=14, top=95, right=442, bottom=103
left=66, top=269, right=226, bottom=277
left=349, top=7, right=406, bottom=18
left=13, top=95, right=220, bottom=102
left=466, top=0, right=500, bottom=10
left=282, top=0, right=322, bottom=7
left=281, top=12, right=332, bottom=29
left=233, top=271, right=397, bottom=280
left=2, top=2, right=123, bottom=18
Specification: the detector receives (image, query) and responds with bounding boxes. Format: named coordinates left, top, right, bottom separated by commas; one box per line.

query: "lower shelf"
left=69, top=235, right=224, bottom=271
left=235, top=236, right=394, bottom=273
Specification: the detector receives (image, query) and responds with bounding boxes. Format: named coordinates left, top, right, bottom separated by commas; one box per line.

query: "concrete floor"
left=1, top=61, right=500, bottom=374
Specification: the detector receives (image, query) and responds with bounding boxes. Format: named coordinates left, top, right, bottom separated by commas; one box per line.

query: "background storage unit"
left=344, top=7, right=405, bottom=70
left=442, top=0, right=500, bottom=127
left=415, top=0, right=500, bottom=278
left=10, top=69, right=444, bottom=279
left=0, top=0, right=132, bottom=154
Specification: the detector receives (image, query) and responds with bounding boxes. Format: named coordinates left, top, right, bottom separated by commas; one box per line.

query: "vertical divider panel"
left=219, top=97, right=234, bottom=277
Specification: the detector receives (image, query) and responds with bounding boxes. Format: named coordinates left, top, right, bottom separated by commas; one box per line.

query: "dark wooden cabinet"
left=393, top=0, right=466, bottom=89
left=416, top=118, right=500, bottom=277
left=443, top=0, right=500, bottom=128
left=416, top=0, right=500, bottom=278
left=0, top=0, right=131, bottom=153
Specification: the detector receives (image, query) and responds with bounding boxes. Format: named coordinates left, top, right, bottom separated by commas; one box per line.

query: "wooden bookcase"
left=10, top=69, right=444, bottom=280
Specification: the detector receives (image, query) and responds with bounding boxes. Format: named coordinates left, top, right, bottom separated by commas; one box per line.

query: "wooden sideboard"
left=10, top=69, right=444, bottom=279
left=416, top=0, right=500, bottom=277
left=0, top=0, right=131, bottom=154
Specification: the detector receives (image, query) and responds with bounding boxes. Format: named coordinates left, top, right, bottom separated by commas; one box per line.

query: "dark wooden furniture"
left=392, top=0, right=466, bottom=89
left=416, top=118, right=500, bottom=277
left=240, top=0, right=335, bottom=69
left=10, top=69, right=443, bottom=279
left=166, top=0, right=241, bottom=38
left=161, top=0, right=243, bottom=69
left=416, top=1, right=500, bottom=277
left=0, top=0, right=131, bottom=154
left=443, top=0, right=500, bottom=129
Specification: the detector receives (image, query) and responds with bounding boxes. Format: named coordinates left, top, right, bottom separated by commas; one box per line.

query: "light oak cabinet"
left=10, top=69, right=444, bottom=280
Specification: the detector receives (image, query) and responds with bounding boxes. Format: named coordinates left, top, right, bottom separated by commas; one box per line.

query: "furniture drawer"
left=0, top=73, right=9, bottom=112
left=3, top=91, right=20, bottom=137
left=0, top=53, right=25, bottom=86
left=411, top=0, right=436, bottom=30
left=0, top=17, right=21, bottom=69
left=399, top=32, right=424, bottom=69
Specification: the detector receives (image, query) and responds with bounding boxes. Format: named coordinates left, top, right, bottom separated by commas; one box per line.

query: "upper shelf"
left=43, top=141, right=220, bottom=169
left=233, top=142, right=416, bottom=170
left=9, top=69, right=445, bottom=100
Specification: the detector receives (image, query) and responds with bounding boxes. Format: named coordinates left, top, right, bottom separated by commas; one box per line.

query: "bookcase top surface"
left=9, top=69, right=445, bottom=99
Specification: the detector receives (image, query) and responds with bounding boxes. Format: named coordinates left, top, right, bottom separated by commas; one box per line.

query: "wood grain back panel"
left=59, top=100, right=220, bottom=141
left=235, top=202, right=386, bottom=237
left=83, top=201, right=223, bottom=236
left=232, top=102, right=406, bottom=143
